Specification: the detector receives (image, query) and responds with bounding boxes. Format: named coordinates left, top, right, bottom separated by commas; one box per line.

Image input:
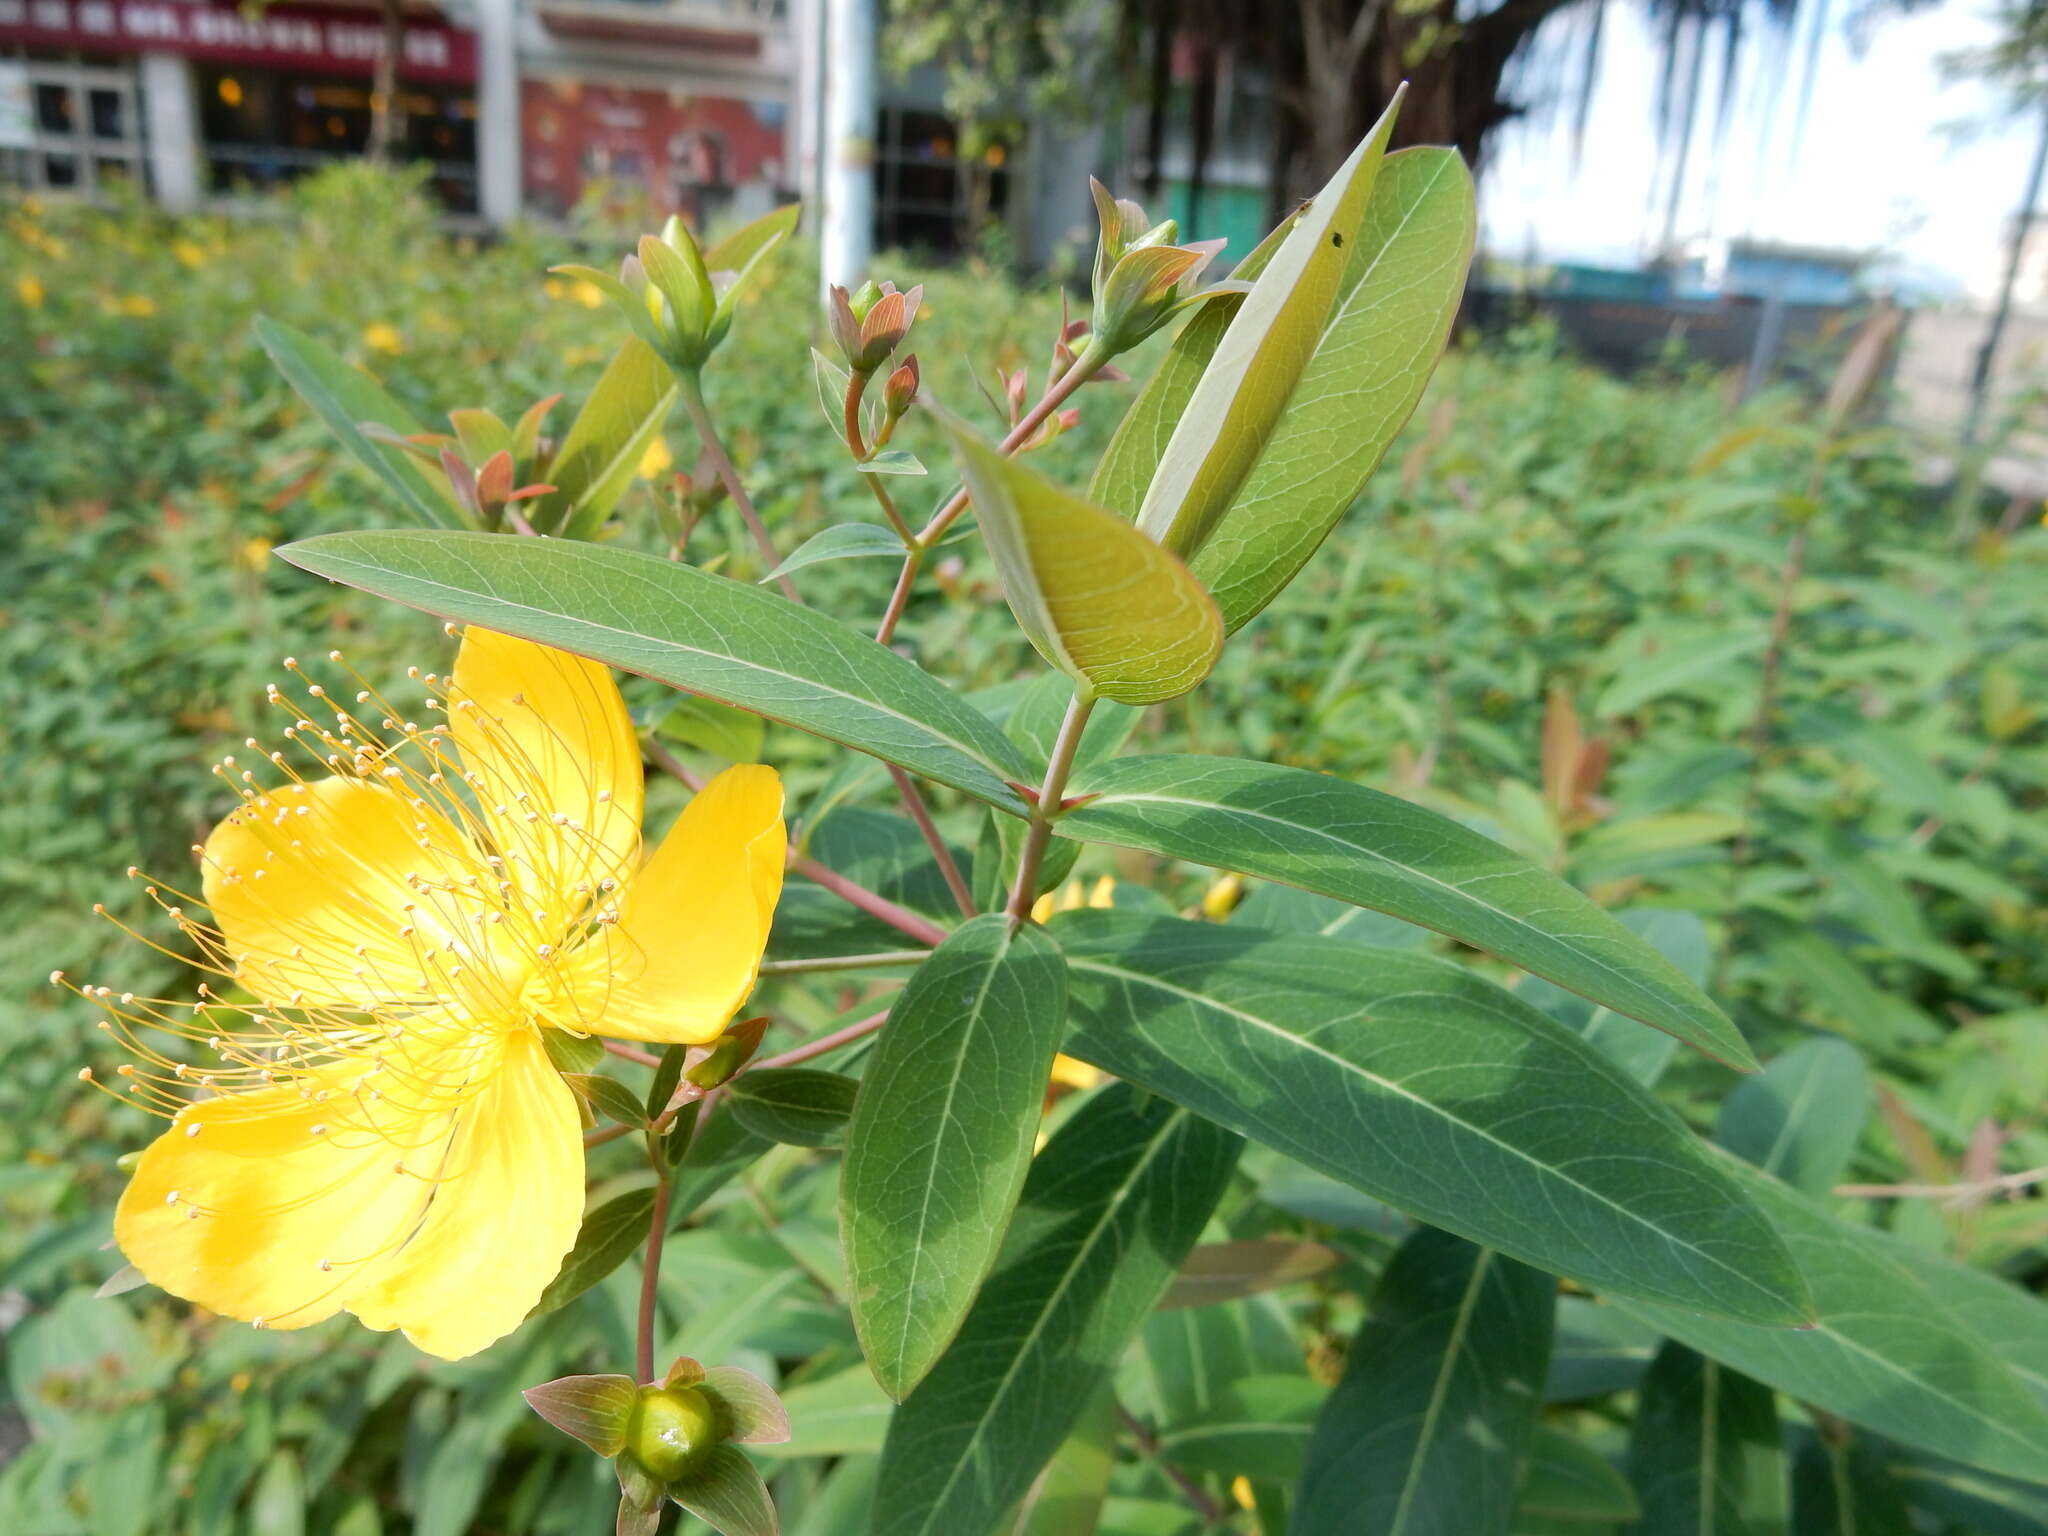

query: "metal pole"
left=1963, top=96, right=2048, bottom=450
left=820, top=0, right=876, bottom=300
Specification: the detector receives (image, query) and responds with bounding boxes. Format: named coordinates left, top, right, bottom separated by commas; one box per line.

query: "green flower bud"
left=626, top=1385, right=722, bottom=1485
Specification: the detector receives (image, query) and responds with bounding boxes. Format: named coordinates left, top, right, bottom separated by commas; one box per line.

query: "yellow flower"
left=16, top=274, right=43, bottom=309
left=637, top=435, right=673, bottom=480
left=236, top=536, right=273, bottom=573
left=1200, top=872, right=1243, bottom=920
left=1047, top=1055, right=1103, bottom=1093
left=572, top=278, right=607, bottom=309
left=1029, top=872, right=1116, bottom=925
left=62, top=629, right=785, bottom=1359
left=362, top=321, right=404, bottom=355
left=173, top=239, right=208, bottom=269
left=119, top=295, right=156, bottom=317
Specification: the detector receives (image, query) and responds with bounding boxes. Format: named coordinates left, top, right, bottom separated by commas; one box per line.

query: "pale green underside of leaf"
left=944, top=422, right=1222, bottom=705
left=255, top=316, right=458, bottom=529
left=841, top=917, right=1068, bottom=1401
left=537, top=337, right=678, bottom=540
left=277, top=530, right=1032, bottom=813
left=1053, top=913, right=1807, bottom=1325
left=1135, top=97, right=1400, bottom=558
left=762, top=523, right=909, bottom=582
left=1189, top=148, right=1477, bottom=633
left=1055, top=753, right=1755, bottom=1069
left=1621, top=1155, right=2048, bottom=1482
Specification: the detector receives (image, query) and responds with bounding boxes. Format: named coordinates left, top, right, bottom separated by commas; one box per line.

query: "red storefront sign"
left=0, top=0, right=476, bottom=84
left=522, top=79, right=784, bottom=219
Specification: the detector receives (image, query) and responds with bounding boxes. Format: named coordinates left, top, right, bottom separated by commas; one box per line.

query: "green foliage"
left=5, top=155, right=2048, bottom=1536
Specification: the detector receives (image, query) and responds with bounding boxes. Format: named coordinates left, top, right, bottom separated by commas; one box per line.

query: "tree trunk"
left=366, top=0, right=406, bottom=163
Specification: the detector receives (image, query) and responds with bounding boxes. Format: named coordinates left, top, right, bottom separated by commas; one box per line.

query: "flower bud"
left=883, top=354, right=920, bottom=421
left=840, top=281, right=922, bottom=374
left=846, top=279, right=884, bottom=323
left=626, top=1385, right=722, bottom=1484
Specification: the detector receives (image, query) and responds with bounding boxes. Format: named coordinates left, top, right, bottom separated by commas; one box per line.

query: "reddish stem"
left=635, top=1172, right=672, bottom=1383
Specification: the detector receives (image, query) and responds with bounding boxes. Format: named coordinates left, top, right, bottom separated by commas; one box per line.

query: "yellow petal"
left=581, top=763, right=784, bottom=1043
left=115, top=1049, right=444, bottom=1332
left=201, top=775, right=481, bottom=1010
left=346, top=1028, right=583, bottom=1358
left=448, top=628, right=644, bottom=913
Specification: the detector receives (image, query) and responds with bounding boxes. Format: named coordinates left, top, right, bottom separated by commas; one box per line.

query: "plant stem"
left=844, top=369, right=916, bottom=544
left=874, top=546, right=923, bottom=645
left=604, top=1041, right=661, bottom=1068
left=635, top=1171, right=672, bottom=1383
left=889, top=764, right=977, bottom=919
left=751, top=1007, right=891, bottom=1072
left=915, top=340, right=1110, bottom=547
left=758, top=949, right=928, bottom=975
left=790, top=849, right=951, bottom=946
left=1005, top=689, right=1097, bottom=923
left=1116, top=1404, right=1225, bottom=1524
left=677, top=369, right=799, bottom=602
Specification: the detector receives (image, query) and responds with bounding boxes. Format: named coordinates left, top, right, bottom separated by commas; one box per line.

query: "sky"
left=1481, top=0, right=2042, bottom=297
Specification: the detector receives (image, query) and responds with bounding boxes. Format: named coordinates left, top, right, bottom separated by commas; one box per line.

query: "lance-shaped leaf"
left=534, top=338, right=678, bottom=539
left=1625, top=1343, right=1784, bottom=1535
left=533, top=1188, right=657, bottom=1315
left=1516, top=1428, right=1641, bottom=1524
left=1713, top=1037, right=1870, bottom=1198
left=523, top=1374, right=638, bottom=1457
left=1189, top=148, right=1476, bottom=633
left=941, top=418, right=1223, bottom=705
left=255, top=317, right=458, bottom=529
left=705, top=202, right=801, bottom=320
left=1054, top=755, right=1755, bottom=1069
left=1052, top=913, right=1807, bottom=1324
left=1789, top=1431, right=1914, bottom=1536
left=726, top=1068, right=858, bottom=1147
left=841, top=916, right=1069, bottom=1401
left=876, top=1085, right=1241, bottom=1536
left=1157, top=1239, right=1339, bottom=1311
left=1620, top=1155, right=2048, bottom=1481
left=278, top=531, right=1033, bottom=814
left=761, top=523, right=908, bottom=584
left=1133, top=91, right=1401, bottom=558
left=1294, top=1229, right=1555, bottom=1536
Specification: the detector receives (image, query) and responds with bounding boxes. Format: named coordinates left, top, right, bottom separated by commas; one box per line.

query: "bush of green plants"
left=2, top=163, right=2044, bottom=1535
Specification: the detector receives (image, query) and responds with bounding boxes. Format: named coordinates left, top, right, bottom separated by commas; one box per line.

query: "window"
left=194, top=65, right=477, bottom=214
left=0, top=52, right=144, bottom=197
left=873, top=107, right=1010, bottom=257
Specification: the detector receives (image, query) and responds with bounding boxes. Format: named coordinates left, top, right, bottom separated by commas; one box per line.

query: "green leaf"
left=670, top=1444, right=776, bottom=1536
left=1188, top=147, right=1477, bottom=633
left=1619, top=1157, right=2048, bottom=1481
left=535, top=338, right=678, bottom=539
left=876, top=1084, right=1241, bottom=1536
left=814, top=346, right=854, bottom=431
left=1134, top=94, right=1401, bottom=559
left=859, top=448, right=927, bottom=476
left=1053, top=914, right=1807, bottom=1323
left=842, top=916, right=1069, bottom=1400
left=254, top=316, right=457, bottom=528
left=1789, top=1431, right=1913, bottom=1536
left=521, top=1374, right=637, bottom=1457
left=1056, top=756, right=1756, bottom=1069
left=1156, top=1239, right=1339, bottom=1310
left=655, top=692, right=767, bottom=764
left=705, top=202, right=801, bottom=290
left=1010, top=1385, right=1118, bottom=1536
left=762, top=523, right=909, bottom=583
left=563, top=1073, right=651, bottom=1129
left=1594, top=629, right=1767, bottom=718
left=541, top=1027, right=605, bottom=1076
left=278, top=531, right=1033, bottom=814
left=1625, top=1344, right=1785, bottom=1534
left=1517, top=1428, right=1641, bottom=1524
left=532, top=1188, right=654, bottom=1314
left=726, top=1068, right=859, bottom=1147
left=756, top=1367, right=895, bottom=1459
left=247, top=1449, right=307, bottom=1536
left=1154, top=1374, right=1321, bottom=1482
left=940, top=417, right=1223, bottom=705
left=1713, top=1038, right=1870, bottom=1198
left=1887, top=1447, right=2048, bottom=1535
left=1294, top=1229, right=1555, bottom=1536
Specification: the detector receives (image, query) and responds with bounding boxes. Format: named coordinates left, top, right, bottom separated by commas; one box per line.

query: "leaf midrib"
left=295, top=535, right=1028, bottom=811
left=1063, top=771, right=1733, bottom=1058
left=904, top=1110, right=1192, bottom=1534
left=1387, top=1247, right=1494, bottom=1536
left=1067, top=952, right=1788, bottom=1318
